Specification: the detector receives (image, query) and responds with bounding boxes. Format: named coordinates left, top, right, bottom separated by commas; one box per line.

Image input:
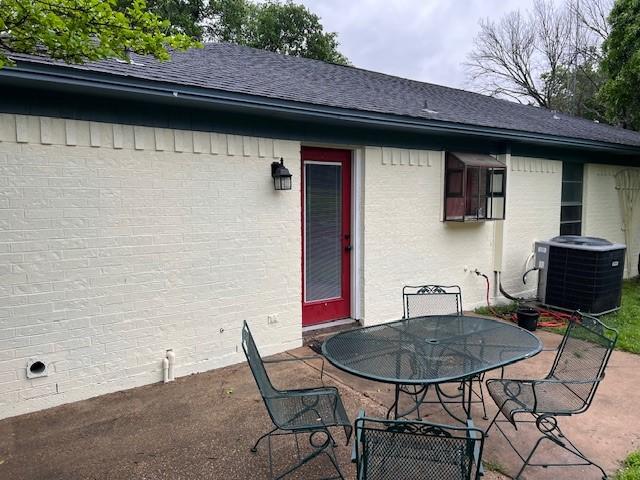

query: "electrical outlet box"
left=267, top=314, right=279, bottom=325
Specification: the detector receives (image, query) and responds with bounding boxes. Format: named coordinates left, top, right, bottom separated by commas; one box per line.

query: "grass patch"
left=474, top=279, right=640, bottom=354
left=474, top=302, right=518, bottom=317
left=600, top=279, right=640, bottom=354
left=615, top=450, right=640, bottom=480
left=483, top=459, right=509, bottom=476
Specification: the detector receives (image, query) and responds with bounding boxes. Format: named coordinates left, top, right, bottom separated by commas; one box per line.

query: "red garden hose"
left=477, top=271, right=568, bottom=328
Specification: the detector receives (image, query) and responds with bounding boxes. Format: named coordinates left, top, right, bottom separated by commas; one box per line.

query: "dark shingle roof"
left=8, top=42, right=640, bottom=148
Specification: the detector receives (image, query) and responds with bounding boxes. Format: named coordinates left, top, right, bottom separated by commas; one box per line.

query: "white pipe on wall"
left=492, top=152, right=511, bottom=300
left=162, top=357, right=170, bottom=383
left=166, top=349, right=176, bottom=382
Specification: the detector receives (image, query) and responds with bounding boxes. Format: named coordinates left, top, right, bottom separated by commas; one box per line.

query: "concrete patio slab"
left=0, top=328, right=637, bottom=479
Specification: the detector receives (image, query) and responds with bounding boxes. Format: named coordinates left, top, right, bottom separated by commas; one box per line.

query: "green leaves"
left=0, top=0, right=345, bottom=69
left=0, top=0, right=201, bottom=68
left=207, top=0, right=349, bottom=65
left=599, top=0, right=640, bottom=130
left=615, top=450, right=640, bottom=479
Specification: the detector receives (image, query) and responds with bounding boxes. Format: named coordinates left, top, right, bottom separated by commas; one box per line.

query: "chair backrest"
left=354, top=415, right=484, bottom=480
left=548, top=312, right=618, bottom=412
left=403, top=285, right=463, bottom=318
left=241, top=320, right=277, bottom=399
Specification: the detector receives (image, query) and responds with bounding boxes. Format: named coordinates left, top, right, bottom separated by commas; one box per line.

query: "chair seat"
left=486, top=378, right=586, bottom=424
left=266, top=388, right=351, bottom=431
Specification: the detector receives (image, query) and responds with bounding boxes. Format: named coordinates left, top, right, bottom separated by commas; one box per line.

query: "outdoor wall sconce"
left=271, top=157, right=292, bottom=190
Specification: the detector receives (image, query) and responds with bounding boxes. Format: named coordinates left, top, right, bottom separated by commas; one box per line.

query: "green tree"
left=600, top=0, right=640, bottom=130
left=0, top=0, right=200, bottom=68
left=116, top=0, right=207, bottom=38
left=207, top=0, right=349, bottom=64
left=543, top=58, right=607, bottom=121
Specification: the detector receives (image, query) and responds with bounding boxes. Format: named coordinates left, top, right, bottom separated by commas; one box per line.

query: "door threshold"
left=302, top=318, right=358, bottom=334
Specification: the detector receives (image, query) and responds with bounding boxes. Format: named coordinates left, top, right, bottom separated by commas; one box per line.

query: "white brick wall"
left=361, top=150, right=563, bottom=321
left=2, top=113, right=637, bottom=420
left=501, top=157, right=562, bottom=296
left=362, top=147, right=495, bottom=322
left=0, top=114, right=302, bottom=419
left=583, top=163, right=640, bottom=276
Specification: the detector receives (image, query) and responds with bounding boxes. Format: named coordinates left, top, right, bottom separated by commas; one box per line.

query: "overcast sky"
left=299, top=0, right=534, bottom=90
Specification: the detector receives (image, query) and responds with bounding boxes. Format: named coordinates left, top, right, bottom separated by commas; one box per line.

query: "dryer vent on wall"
left=535, top=236, right=626, bottom=315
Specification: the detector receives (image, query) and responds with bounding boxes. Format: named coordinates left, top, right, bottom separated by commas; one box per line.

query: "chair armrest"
left=269, top=385, right=340, bottom=399
left=489, top=377, right=603, bottom=412
left=508, top=377, right=604, bottom=386
left=499, top=348, right=557, bottom=377
left=352, top=409, right=365, bottom=464
left=263, top=355, right=325, bottom=383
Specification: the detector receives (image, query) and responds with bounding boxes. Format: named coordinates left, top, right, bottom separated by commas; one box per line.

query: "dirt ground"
left=0, top=329, right=638, bottom=480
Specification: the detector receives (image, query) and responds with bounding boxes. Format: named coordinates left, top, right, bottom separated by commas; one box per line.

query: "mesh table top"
left=322, top=316, right=542, bottom=385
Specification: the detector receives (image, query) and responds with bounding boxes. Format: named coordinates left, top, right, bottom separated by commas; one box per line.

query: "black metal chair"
left=400, top=285, right=488, bottom=420
left=403, top=284, right=463, bottom=318
left=241, top=320, right=352, bottom=479
left=352, top=410, right=485, bottom=480
left=485, top=312, right=618, bottom=479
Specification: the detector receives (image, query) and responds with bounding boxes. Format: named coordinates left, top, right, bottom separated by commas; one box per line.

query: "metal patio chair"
left=400, top=285, right=488, bottom=420
left=403, top=284, right=464, bottom=318
left=241, top=321, right=352, bottom=479
left=352, top=410, right=485, bottom=480
left=485, top=312, right=618, bottom=479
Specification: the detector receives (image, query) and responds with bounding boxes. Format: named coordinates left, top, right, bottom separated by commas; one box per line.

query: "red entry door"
left=302, top=147, right=352, bottom=326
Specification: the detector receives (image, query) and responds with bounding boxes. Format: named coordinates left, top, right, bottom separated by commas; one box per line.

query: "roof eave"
left=3, top=61, right=640, bottom=156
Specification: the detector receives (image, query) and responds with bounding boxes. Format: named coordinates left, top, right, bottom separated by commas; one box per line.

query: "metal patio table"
left=322, top=315, right=542, bottom=423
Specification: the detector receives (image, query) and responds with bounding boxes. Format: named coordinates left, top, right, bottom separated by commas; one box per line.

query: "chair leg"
left=515, top=430, right=607, bottom=479
left=566, top=445, right=608, bottom=479
left=251, top=426, right=279, bottom=453
left=272, top=428, right=344, bottom=480
left=324, top=446, right=346, bottom=480
left=490, top=410, right=609, bottom=480
left=514, top=434, right=546, bottom=479
left=548, top=424, right=609, bottom=480
left=463, top=376, right=488, bottom=419
left=475, top=378, right=488, bottom=420
left=386, top=384, right=401, bottom=419
left=484, top=407, right=502, bottom=437
left=408, top=384, right=424, bottom=420
left=326, top=428, right=339, bottom=448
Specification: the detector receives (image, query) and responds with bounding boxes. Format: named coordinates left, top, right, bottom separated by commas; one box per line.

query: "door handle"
left=345, top=245, right=353, bottom=252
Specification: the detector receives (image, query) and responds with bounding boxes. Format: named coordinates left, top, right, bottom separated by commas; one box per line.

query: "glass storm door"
left=302, top=147, right=351, bottom=326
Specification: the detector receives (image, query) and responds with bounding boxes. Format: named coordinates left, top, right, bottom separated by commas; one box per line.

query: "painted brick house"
left=1, top=43, right=639, bottom=419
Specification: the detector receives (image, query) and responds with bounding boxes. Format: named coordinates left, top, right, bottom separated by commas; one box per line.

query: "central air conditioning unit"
left=535, top=236, right=625, bottom=315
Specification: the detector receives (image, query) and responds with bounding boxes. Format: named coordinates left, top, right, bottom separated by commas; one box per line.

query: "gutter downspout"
left=492, top=151, right=511, bottom=300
